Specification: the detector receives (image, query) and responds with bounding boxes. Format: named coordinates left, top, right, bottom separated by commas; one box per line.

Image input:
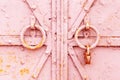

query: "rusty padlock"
left=84, top=45, right=91, bottom=64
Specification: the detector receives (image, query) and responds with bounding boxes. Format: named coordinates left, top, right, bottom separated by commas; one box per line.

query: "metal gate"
left=0, top=0, right=120, bottom=80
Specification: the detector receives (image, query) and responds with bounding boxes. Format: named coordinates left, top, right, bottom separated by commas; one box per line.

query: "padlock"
left=84, top=45, right=91, bottom=64
left=84, top=52, right=91, bottom=64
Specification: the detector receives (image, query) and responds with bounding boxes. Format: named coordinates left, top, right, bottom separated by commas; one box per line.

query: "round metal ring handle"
left=20, top=25, right=46, bottom=50
left=75, top=25, right=100, bottom=49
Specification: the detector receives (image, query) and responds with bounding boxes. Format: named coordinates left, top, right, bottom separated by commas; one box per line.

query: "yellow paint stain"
left=0, top=69, right=4, bottom=73
left=0, top=57, right=3, bottom=64
left=20, top=68, right=29, bottom=76
left=7, top=51, right=15, bottom=54
left=6, top=65, right=11, bottom=68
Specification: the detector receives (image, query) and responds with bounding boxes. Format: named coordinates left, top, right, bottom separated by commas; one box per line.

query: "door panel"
left=68, top=0, right=120, bottom=80
left=0, top=0, right=51, bottom=80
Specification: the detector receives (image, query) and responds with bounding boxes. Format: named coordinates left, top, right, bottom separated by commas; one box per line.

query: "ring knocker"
left=75, top=23, right=100, bottom=64
left=75, top=23, right=100, bottom=49
left=20, top=16, right=46, bottom=50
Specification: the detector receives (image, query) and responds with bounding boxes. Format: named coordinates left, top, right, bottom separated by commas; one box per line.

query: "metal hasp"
left=75, top=22, right=100, bottom=64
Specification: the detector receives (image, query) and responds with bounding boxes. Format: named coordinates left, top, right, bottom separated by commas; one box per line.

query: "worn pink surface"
left=0, top=0, right=120, bottom=80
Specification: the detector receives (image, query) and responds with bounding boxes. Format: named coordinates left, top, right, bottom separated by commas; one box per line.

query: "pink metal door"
left=0, top=0, right=120, bottom=80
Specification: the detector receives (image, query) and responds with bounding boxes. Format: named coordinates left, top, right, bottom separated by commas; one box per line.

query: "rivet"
left=31, top=5, right=36, bottom=10
left=64, top=16, right=67, bottom=19
left=23, top=0, right=26, bottom=2
left=107, top=39, right=111, bottom=44
left=84, top=7, right=89, bottom=12
left=8, top=40, right=12, bottom=44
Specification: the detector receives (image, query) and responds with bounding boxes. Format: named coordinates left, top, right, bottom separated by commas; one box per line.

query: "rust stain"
left=7, top=51, right=15, bottom=54
left=6, top=64, right=11, bottom=68
left=32, top=68, right=42, bottom=79
left=82, top=0, right=88, bottom=8
left=20, top=61, right=25, bottom=65
left=20, top=68, right=29, bottom=76
left=0, top=42, right=4, bottom=45
left=84, top=75, right=88, bottom=80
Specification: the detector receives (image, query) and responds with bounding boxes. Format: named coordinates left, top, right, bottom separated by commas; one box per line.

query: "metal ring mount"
left=75, top=24, right=100, bottom=49
left=20, top=25, right=46, bottom=50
